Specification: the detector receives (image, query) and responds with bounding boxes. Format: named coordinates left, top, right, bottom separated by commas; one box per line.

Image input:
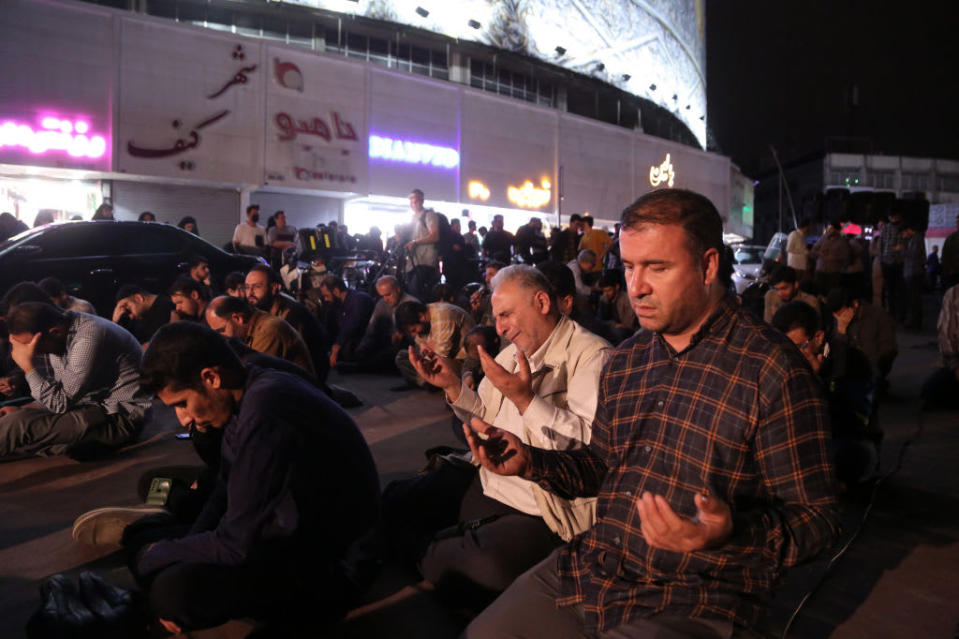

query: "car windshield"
left=734, top=248, right=764, bottom=264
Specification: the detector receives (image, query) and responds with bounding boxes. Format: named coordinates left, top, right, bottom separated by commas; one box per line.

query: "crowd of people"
left=0, top=188, right=956, bottom=637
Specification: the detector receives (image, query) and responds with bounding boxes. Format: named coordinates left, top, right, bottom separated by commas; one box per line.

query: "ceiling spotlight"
left=467, top=19, right=481, bottom=29
left=699, top=115, right=705, bottom=120
left=621, top=74, right=631, bottom=81
left=672, top=93, right=678, bottom=100
left=415, top=6, right=429, bottom=17
left=685, top=104, right=690, bottom=110
left=554, top=46, right=566, bottom=56
left=648, top=83, right=656, bottom=90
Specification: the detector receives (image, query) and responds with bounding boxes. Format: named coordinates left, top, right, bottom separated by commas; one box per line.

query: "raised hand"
left=9, top=332, right=41, bottom=374
left=408, top=344, right=461, bottom=395
left=636, top=492, right=733, bottom=553
left=477, top=345, right=534, bottom=414
left=463, top=416, right=532, bottom=479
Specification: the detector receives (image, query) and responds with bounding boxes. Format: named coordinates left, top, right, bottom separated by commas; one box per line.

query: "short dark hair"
left=224, top=271, right=246, bottom=292
left=771, top=301, right=821, bottom=339
left=209, top=295, right=254, bottom=320
left=319, top=275, right=347, bottom=293
left=6, top=301, right=68, bottom=335
left=38, top=277, right=67, bottom=298
left=410, top=189, right=425, bottom=199
left=486, top=260, right=507, bottom=272
left=247, top=264, right=282, bottom=286
left=568, top=213, right=582, bottom=224
left=140, top=322, right=246, bottom=393
left=187, top=254, right=209, bottom=269
left=169, top=276, right=211, bottom=302
left=1, top=281, right=53, bottom=316
left=599, top=271, right=623, bottom=289
left=465, top=325, right=500, bottom=355
left=246, top=204, right=260, bottom=214
left=620, top=189, right=723, bottom=260
left=115, top=284, right=150, bottom=303
left=582, top=215, right=594, bottom=227
left=395, top=300, right=428, bottom=331
left=824, top=287, right=859, bottom=315
left=536, top=260, right=576, bottom=299
left=137, top=211, right=155, bottom=222
left=769, top=265, right=798, bottom=286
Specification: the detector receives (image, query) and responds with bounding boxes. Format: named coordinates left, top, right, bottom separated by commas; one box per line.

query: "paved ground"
left=1, top=302, right=957, bottom=638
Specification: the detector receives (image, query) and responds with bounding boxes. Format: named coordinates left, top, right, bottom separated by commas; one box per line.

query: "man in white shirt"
left=786, top=219, right=812, bottom=278
left=408, top=264, right=610, bottom=595
left=232, top=204, right=266, bottom=255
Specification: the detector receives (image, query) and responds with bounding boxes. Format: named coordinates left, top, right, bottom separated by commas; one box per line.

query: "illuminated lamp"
left=369, top=134, right=459, bottom=169
left=649, top=154, right=675, bottom=188
left=468, top=19, right=481, bottom=29
left=554, top=46, right=566, bottom=56
left=507, top=178, right=551, bottom=209
left=415, top=6, right=429, bottom=17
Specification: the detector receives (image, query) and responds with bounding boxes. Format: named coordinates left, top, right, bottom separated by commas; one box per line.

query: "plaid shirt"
left=528, top=296, right=840, bottom=632
left=416, top=302, right=475, bottom=360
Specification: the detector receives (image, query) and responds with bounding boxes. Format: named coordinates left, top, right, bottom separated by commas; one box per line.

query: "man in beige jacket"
left=409, top=264, right=609, bottom=596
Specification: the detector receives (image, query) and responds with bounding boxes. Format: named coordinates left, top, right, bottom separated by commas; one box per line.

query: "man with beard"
left=169, top=277, right=211, bottom=322
left=244, top=265, right=330, bottom=383
left=205, top=296, right=314, bottom=375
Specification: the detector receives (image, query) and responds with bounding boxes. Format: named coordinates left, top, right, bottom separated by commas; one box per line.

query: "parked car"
left=0, top=221, right=265, bottom=315
left=729, top=244, right=767, bottom=295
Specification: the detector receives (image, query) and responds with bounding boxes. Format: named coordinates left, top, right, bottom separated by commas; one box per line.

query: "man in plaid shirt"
left=463, top=189, right=840, bottom=638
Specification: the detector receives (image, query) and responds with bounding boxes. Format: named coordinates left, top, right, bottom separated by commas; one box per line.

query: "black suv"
left=0, top=221, right=265, bottom=315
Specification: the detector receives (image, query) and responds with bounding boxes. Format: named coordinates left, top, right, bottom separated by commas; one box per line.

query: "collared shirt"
left=528, top=296, right=840, bottom=632
left=880, top=221, right=903, bottom=264
left=26, top=311, right=151, bottom=420
left=763, top=289, right=821, bottom=324
left=364, top=292, right=418, bottom=338
left=333, top=290, right=375, bottom=348
left=416, top=302, right=474, bottom=360
left=452, top=316, right=609, bottom=517
left=938, top=284, right=959, bottom=371
left=232, top=222, right=267, bottom=250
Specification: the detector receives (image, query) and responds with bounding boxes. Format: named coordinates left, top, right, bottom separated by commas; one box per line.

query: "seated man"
left=0, top=302, right=150, bottom=458
left=824, top=287, right=897, bottom=386
left=764, top=264, right=820, bottom=323
left=353, top=275, right=419, bottom=371
left=112, top=285, right=176, bottom=345
left=567, top=249, right=597, bottom=297
left=186, top=255, right=212, bottom=287
left=205, top=296, right=315, bottom=376
left=408, top=264, right=610, bottom=596
left=596, top=271, right=637, bottom=343
left=536, top=260, right=617, bottom=344
left=38, top=276, right=96, bottom=314
left=169, top=276, right=211, bottom=322
left=922, top=283, right=959, bottom=409
left=462, top=189, right=839, bottom=638
left=317, top=275, right=375, bottom=369
left=772, top=301, right=880, bottom=485
left=224, top=271, right=247, bottom=299
left=245, top=265, right=331, bottom=383
left=393, top=299, right=474, bottom=391
left=131, top=322, right=380, bottom=634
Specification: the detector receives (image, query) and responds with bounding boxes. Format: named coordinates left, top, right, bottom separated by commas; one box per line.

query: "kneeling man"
left=131, top=322, right=380, bottom=633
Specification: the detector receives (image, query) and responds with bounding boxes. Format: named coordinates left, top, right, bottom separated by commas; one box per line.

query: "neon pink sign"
left=0, top=116, right=107, bottom=159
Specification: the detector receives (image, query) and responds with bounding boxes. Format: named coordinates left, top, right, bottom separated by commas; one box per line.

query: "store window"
left=0, top=178, right=102, bottom=228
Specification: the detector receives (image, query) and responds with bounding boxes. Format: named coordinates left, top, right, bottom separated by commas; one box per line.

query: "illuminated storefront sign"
left=649, top=153, right=675, bottom=188
left=468, top=180, right=490, bottom=201
left=507, top=178, right=551, bottom=209
left=369, top=134, right=459, bottom=169
left=0, top=116, right=107, bottom=159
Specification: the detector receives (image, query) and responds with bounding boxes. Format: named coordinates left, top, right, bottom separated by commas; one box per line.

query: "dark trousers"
left=464, top=548, right=738, bottom=639
left=922, top=368, right=959, bottom=409
left=881, top=262, right=905, bottom=320
left=420, top=474, right=562, bottom=598
left=0, top=404, right=141, bottom=458
left=904, top=274, right=924, bottom=329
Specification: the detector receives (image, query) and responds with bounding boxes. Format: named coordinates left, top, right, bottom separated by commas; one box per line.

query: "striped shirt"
left=415, top=302, right=474, bottom=361
left=25, top=312, right=151, bottom=421
left=528, top=296, right=840, bottom=632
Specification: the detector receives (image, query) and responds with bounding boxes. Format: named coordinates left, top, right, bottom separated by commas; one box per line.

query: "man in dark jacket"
left=132, top=322, right=379, bottom=634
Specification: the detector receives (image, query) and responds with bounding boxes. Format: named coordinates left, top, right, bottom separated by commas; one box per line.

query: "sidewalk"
left=0, top=304, right=956, bottom=637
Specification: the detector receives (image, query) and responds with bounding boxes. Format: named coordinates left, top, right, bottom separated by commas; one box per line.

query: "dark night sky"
left=706, top=1, right=959, bottom=178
